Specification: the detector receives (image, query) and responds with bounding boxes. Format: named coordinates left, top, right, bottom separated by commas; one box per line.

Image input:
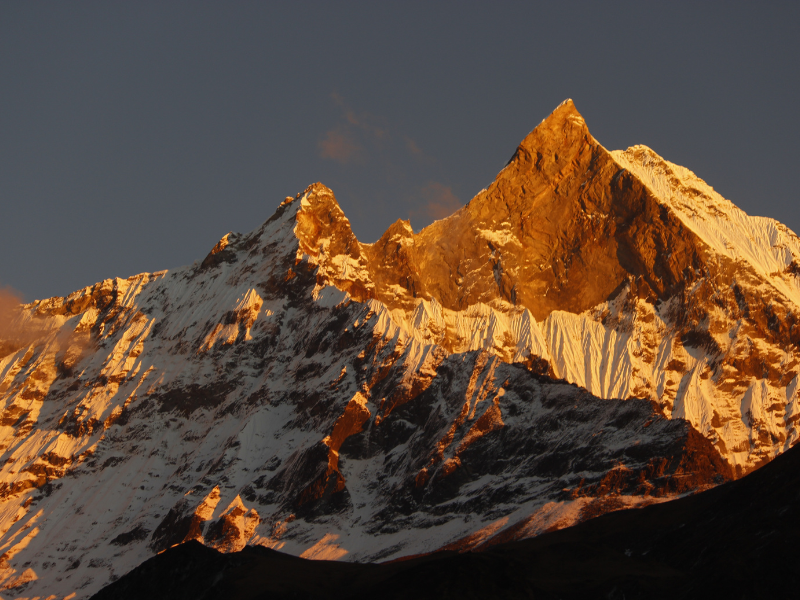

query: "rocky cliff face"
left=0, top=100, right=795, bottom=599
left=304, top=100, right=800, bottom=474
left=92, top=436, right=800, bottom=600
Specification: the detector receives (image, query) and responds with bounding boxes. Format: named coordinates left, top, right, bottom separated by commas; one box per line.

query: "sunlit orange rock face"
left=310, top=101, right=705, bottom=319
left=0, top=100, right=798, bottom=599
left=301, top=101, right=800, bottom=473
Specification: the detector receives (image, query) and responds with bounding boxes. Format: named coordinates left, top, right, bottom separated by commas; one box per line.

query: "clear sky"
left=2, top=1, right=799, bottom=301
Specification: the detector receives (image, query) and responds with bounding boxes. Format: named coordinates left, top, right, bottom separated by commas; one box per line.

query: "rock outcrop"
left=0, top=100, right=796, bottom=598
left=302, top=100, right=800, bottom=473
left=91, top=437, right=800, bottom=600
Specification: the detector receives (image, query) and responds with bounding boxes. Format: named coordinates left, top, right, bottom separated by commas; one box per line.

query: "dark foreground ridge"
left=93, top=442, right=800, bottom=600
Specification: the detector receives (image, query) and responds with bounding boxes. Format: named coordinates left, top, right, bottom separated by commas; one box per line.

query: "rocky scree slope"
left=0, top=99, right=795, bottom=598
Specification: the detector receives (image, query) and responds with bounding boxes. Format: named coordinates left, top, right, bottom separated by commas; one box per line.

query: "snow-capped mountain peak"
left=0, top=101, right=796, bottom=599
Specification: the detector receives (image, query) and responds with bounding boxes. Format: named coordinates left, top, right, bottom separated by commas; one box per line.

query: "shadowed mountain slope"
left=0, top=100, right=797, bottom=598
left=91, top=440, right=800, bottom=600
left=300, top=101, right=800, bottom=473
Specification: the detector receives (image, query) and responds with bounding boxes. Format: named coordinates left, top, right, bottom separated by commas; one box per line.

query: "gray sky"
left=2, top=1, right=798, bottom=302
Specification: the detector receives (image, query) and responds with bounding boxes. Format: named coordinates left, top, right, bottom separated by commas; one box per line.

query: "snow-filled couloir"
left=0, top=99, right=796, bottom=599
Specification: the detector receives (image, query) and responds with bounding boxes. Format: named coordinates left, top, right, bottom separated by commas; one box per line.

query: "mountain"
left=89, top=435, right=800, bottom=600
left=307, top=100, right=800, bottom=473
left=0, top=100, right=797, bottom=599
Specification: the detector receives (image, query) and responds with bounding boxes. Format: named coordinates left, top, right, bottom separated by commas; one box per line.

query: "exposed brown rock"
left=2, top=100, right=798, bottom=599
left=301, top=101, right=707, bottom=323
left=295, top=392, right=371, bottom=509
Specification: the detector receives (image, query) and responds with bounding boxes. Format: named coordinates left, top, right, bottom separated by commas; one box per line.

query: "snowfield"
left=0, top=100, right=796, bottom=599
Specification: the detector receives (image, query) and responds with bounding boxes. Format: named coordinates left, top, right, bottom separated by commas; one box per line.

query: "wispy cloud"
left=0, top=286, right=23, bottom=327
left=331, top=92, right=387, bottom=140
left=318, top=93, right=430, bottom=166
left=412, top=182, right=463, bottom=221
left=0, top=285, right=31, bottom=354
left=0, top=283, right=94, bottom=360
left=318, top=127, right=363, bottom=164
left=403, top=135, right=423, bottom=156
left=316, top=94, right=458, bottom=237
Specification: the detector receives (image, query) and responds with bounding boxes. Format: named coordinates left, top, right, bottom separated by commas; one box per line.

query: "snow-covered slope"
left=0, top=100, right=795, bottom=599
left=613, top=145, right=800, bottom=309
left=301, top=99, right=800, bottom=474
left=0, top=185, right=726, bottom=599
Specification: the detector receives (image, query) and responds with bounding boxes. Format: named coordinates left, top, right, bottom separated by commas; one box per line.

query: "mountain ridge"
left=274, top=100, right=800, bottom=471
left=0, top=100, right=796, bottom=598
left=89, top=438, right=800, bottom=600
